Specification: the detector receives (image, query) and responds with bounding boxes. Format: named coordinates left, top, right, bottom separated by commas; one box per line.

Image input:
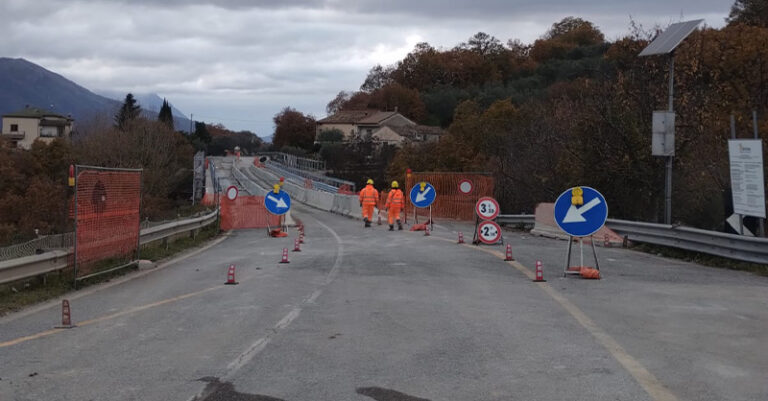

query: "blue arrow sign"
left=409, top=182, right=436, bottom=208
left=264, top=189, right=291, bottom=215
left=554, top=186, right=608, bottom=237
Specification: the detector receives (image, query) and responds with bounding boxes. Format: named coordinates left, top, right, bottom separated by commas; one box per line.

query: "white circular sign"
left=226, top=185, right=239, bottom=201
left=458, top=179, right=473, bottom=194
left=477, top=221, right=502, bottom=244
left=475, top=197, right=500, bottom=220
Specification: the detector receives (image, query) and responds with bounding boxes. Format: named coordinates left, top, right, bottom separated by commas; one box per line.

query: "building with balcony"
left=1, top=106, right=74, bottom=149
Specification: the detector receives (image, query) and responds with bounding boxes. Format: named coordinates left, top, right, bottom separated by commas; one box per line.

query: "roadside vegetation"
left=0, top=223, right=220, bottom=316
left=272, top=1, right=768, bottom=233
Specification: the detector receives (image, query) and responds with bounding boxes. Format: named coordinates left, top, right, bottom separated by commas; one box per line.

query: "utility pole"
left=190, top=113, right=194, bottom=134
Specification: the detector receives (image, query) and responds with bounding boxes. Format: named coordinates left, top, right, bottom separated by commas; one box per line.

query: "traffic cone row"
left=457, top=231, right=464, bottom=244
left=504, top=244, right=514, bottom=261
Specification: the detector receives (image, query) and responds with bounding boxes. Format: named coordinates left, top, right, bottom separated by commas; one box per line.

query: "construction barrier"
left=405, top=172, right=494, bottom=221
left=74, top=166, right=142, bottom=279
left=220, top=195, right=280, bottom=230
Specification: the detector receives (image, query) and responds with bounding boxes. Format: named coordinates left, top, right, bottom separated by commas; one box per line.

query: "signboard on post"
left=554, top=186, right=608, bottom=237
left=729, top=139, right=766, bottom=218
left=410, top=182, right=436, bottom=208
left=477, top=221, right=502, bottom=244
left=652, top=111, right=675, bottom=156
left=264, top=189, right=291, bottom=215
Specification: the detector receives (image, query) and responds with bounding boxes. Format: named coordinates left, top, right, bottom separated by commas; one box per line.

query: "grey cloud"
left=0, top=0, right=731, bottom=135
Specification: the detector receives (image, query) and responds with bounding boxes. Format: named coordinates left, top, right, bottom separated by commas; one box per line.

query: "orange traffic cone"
left=293, top=238, right=301, bottom=252
left=504, top=244, right=514, bottom=261
left=55, top=299, right=75, bottom=328
left=280, top=248, right=290, bottom=264
left=533, top=260, right=546, bottom=282
left=225, top=264, right=238, bottom=285
left=457, top=232, right=465, bottom=244
left=424, top=225, right=430, bottom=236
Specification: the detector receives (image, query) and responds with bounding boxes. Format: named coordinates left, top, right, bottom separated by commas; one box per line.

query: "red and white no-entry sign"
left=226, top=185, right=239, bottom=201
left=477, top=221, right=502, bottom=244
left=475, top=197, right=500, bottom=220
left=458, top=179, right=473, bottom=194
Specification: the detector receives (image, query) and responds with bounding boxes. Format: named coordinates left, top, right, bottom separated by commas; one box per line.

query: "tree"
left=158, top=98, right=174, bottom=130
left=272, top=107, right=316, bottom=151
left=193, top=121, right=211, bottom=144
left=114, top=93, right=142, bottom=130
left=360, top=65, right=394, bottom=92
left=317, top=129, right=344, bottom=143
left=727, top=0, right=768, bottom=27
left=458, top=32, right=505, bottom=56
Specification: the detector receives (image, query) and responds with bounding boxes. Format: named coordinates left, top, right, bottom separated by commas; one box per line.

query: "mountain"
left=0, top=57, right=121, bottom=124
left=0, top=58, right=192, bottom=133
left=98, top=91, right=192, bottom=133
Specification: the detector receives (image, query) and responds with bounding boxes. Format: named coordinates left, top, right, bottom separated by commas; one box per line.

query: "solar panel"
left=639, top=19, right=704, bottom=56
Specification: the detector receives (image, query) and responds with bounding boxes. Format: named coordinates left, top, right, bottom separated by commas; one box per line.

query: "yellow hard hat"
left=391, top=181, right=398, bottom=188
left=367, top=179, right=374, bottom=185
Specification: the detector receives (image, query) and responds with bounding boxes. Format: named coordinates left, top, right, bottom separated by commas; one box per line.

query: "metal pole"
left=731, top=115, right=744, bottom=235
left=665, top=54, right=675, bottom=224
left=190, top=113, right=193, bottom=135
left=755, top=110, right=767, bottom=237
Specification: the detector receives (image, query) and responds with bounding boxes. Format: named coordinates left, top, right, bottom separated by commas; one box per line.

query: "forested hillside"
left=325, top=10, right=768, bottom=229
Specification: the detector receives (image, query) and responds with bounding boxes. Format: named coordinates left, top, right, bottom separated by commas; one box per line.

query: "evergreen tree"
left=193, top=121, right=212, bottom=144
left=114, top=93, right=142, bottom=130
left=158, top=98, right=174, bottom=130
left=727, top=0, right=768, bottom=27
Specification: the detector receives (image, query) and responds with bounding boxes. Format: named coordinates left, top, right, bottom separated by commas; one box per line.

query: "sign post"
left=410, top=182, right=436, bottom=229
left=554, top=186, right=608, bottom=276
left=728, top=139, right=765, bottom=236
left=472, top=196, right=502, bottom=245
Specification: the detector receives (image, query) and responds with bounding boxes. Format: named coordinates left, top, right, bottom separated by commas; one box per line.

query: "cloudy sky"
left=1, top=0, right=731, bottom=137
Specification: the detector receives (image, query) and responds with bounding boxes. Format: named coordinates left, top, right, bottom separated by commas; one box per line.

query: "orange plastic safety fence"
left=405, top=172, right=494, bottom=221
left=220, top=195, right=281, bottom=230
left=75, top=168, right=142, bottom=278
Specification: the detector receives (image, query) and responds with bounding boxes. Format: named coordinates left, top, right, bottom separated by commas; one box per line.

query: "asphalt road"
left=1, top=203, right=767, bottom=401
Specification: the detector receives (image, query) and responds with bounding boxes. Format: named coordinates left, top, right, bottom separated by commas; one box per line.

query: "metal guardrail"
left=606, top=219, right=768, bottom=264
left=497, top=215, right=535, bottom=225
left=264, top=160, right=355, bottom=193
left=0, top=209, right=219, bottom=285
left=497, top=214, right=768, bottom=264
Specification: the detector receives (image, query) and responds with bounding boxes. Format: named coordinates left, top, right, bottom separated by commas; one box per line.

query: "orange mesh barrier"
left=220, top=195, right=281, bottom=230
left=75, top=167, right=142, bottom=278
left=405, top=172, right=494, bottom=221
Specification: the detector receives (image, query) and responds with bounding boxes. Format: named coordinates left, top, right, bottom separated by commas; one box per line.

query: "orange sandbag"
left=410, top=223, right=427, bottom=231
left=269, top=229, right=288, bottom=237
left=580, top=267, right=601, bottom=279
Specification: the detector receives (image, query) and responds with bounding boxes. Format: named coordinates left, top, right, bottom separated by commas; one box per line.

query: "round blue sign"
left=553, top=186, right=608, bottom=237
left=409, top=182, right=436, bottom=208
left=264, top=189, right=291, bottom=215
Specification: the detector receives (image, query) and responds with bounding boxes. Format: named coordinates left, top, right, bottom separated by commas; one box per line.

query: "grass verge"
left=0, top=223, right=220, bottom=317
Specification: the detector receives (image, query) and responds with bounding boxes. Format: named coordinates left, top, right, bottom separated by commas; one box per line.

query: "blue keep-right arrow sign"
left=554, top=186, right=608, bottom=237
left=409, top=182, right=436, bottom=208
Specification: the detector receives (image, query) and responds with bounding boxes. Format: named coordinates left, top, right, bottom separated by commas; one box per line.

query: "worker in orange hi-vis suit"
left=384, top=181, right=405, bottom=231
left=359, top=179, right=379, bottom=228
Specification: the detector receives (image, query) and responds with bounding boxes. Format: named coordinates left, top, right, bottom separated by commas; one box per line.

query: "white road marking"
left=200, top=215, right=344, bottom=394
